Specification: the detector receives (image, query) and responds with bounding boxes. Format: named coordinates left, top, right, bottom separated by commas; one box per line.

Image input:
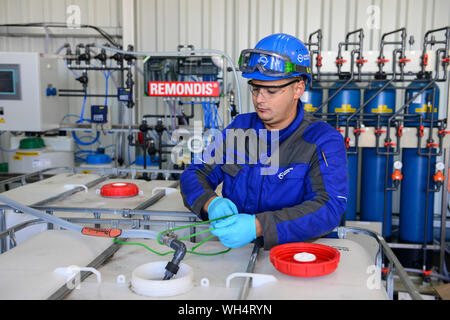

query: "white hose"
left=0, top=194, right=158, bottom=240
left=0, top=194, right=82, bottom=234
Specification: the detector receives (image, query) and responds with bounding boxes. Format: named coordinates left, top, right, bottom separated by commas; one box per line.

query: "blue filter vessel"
left=404, top=74, right=439, bottom=127
left=399, top=148, right=435, bottom=243
left=345, top=152, right=358, bottom=221
left=363, top=77, right=396, bottom=126
left=301, top=82, right=323, bottom=115
left=360, top=148, right=393, bottom=237
left=328, top=80, right=360, bottom=126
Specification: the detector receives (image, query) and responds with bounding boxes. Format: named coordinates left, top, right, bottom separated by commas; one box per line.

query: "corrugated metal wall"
left=0, top=0, right=449, bottom=143
left=135, top=0, right=450, bottom=116
left=0, top=0, right=448, bottom=212
left=0, top=0, right=122, bottom=161
left=1, top=0, right=448, bottom=117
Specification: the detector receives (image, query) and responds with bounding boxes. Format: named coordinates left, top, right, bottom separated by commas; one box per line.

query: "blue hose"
left=71, top=91, right=100, bottom=146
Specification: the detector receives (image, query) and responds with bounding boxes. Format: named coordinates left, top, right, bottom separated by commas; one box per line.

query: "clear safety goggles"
left=238, top=49, right=311, bottom=77
left=248, top=79, right=300, bottom=98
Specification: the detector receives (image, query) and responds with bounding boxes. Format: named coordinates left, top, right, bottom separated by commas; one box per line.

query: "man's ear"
left=293, top=80, right=306, bottom=100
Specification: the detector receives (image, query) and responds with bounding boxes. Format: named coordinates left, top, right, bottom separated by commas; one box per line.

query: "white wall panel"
left=0, top=0, right=122, bottom=161
left=0, top=0, right=448, bottom=160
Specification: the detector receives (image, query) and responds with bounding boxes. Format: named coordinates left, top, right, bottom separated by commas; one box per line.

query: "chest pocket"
left=261, top=163, right=309, bottom=211
left=220, top=164, right=245, bottom=199
left=221, top=164, right=243, bottom=177
left=267, top=163, right=309, bottom=183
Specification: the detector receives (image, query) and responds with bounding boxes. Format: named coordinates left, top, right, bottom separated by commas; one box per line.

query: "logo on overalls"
left=278, top=167, right=294, bottom=179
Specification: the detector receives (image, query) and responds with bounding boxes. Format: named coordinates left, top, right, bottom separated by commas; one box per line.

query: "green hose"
left=114, top=214, right=233, bottom=256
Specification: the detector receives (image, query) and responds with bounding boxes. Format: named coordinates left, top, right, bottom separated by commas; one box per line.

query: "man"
left=180, top=33, right=348, bottom=250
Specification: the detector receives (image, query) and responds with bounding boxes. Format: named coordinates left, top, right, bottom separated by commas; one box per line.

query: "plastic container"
left=131, top=261, right=194, bottom=297
left=86, top=153, right=112, bottom=165
left=270, top=242, right=340, bottom=277
left=8, top=137, right=74, bottom=174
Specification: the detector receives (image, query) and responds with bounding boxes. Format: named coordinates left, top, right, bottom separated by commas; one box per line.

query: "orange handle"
left=81, top=227, right=122, bottom=238
left=433, top=170, right=445, bottom=182
left=392, top=169, right=403, bottom=181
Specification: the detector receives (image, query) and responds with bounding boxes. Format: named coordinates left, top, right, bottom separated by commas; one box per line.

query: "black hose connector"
left=162, top=238, right=187, bottom=280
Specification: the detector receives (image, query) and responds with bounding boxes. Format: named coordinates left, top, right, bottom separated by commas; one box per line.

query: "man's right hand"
left=206, top=196, right=238, bottom=226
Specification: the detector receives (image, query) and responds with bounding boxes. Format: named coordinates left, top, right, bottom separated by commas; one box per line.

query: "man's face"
left=250, top=78, right=305, bottom=130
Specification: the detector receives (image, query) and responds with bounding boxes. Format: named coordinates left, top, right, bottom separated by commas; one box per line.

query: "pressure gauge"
left=436, top=162, right=445, bottom=171
left=394, top=161, right=403, bottom=170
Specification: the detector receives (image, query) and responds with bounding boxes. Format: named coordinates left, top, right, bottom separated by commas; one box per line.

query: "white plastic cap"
left=293, top=252, right=316, bottom=263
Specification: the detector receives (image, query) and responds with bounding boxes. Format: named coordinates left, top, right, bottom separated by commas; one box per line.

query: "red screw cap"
left=100, top=182, right=140, bottom=198
left=270, top=242, right=340, bottom=277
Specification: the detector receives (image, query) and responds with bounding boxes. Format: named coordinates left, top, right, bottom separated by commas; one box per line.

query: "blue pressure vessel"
left=363, top=76, right=396, bottom=126
left=399, top=148, right=435, bottom=243
left=360, top=148, right=393, bottom=237
left=301, top=82, right=323, bottom=115
left=328, top=78, right=360, bottom=126
left=345, top=152, right=358, bottom=221
left=404, top=74, right=439, bottom=127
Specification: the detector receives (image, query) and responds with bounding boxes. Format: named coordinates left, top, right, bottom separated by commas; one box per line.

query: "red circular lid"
left=100, top=182, right=140, bottom=198
left=269, top=242, right=340, bottom=277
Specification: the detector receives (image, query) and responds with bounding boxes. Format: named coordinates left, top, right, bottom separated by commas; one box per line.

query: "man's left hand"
left=211, top=214, right=256, bottom=248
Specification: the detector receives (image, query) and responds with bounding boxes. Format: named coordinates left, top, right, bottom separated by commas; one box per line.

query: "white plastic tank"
left=8, top=137, right=74, bottom=173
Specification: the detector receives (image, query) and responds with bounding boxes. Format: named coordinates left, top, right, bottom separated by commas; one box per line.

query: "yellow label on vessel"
left=13, top=155, right=22, bottom=160
left=371, top=105, right=393, bottom=113
left=304, top=104, right=318, bottom=112
left=16, top=152, right=39, bottom=156
left=415, top=104, right=437, bottom=113
left=336, top=104, right=356, bottom=113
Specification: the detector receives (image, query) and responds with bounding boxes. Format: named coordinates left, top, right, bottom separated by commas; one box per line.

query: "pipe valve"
left=392, top=161, right=403, bottom=188
left=433, top=162, right=445, bottom=189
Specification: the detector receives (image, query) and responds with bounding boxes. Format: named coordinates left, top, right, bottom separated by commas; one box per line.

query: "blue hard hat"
left=239, top=33, right=312, bottom=82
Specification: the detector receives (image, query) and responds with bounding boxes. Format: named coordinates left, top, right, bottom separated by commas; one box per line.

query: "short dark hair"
left=291, top=75, right=307, bottom=84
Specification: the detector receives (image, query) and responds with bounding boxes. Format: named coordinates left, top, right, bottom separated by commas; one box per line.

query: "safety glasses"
left=248, top=78, right=300, bottom=98
left=238, top=49, right=311, bottom=77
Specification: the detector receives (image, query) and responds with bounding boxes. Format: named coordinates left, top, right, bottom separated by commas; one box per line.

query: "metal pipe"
left=338, top=227, right=423, bottom=300
left=237, top=238, right=263, bottom=300
left=32, top=174, right=113, bottom=207
left=404, top=268, right=450, bottom=282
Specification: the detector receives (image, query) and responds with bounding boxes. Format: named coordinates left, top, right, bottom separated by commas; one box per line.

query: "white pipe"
left=0, top=194, right=159, bottom=240
left=92, top=45, right=243, bottom=115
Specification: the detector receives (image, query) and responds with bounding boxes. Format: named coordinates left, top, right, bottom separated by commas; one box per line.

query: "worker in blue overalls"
left=180, top=33, right=348, bottom=250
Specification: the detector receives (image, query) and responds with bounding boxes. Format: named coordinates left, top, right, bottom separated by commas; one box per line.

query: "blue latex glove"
left=211, top=214, right=256, bottom=248
left=207, top=197, right=238, bottom=226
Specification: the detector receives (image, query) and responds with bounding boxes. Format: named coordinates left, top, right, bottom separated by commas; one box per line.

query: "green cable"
left=113, top=214, right=233, bottom=256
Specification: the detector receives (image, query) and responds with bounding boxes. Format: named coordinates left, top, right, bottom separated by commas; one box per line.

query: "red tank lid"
left=269, top=242, right=340, bottom=277
left=100, top=182, right=140, bottom=198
